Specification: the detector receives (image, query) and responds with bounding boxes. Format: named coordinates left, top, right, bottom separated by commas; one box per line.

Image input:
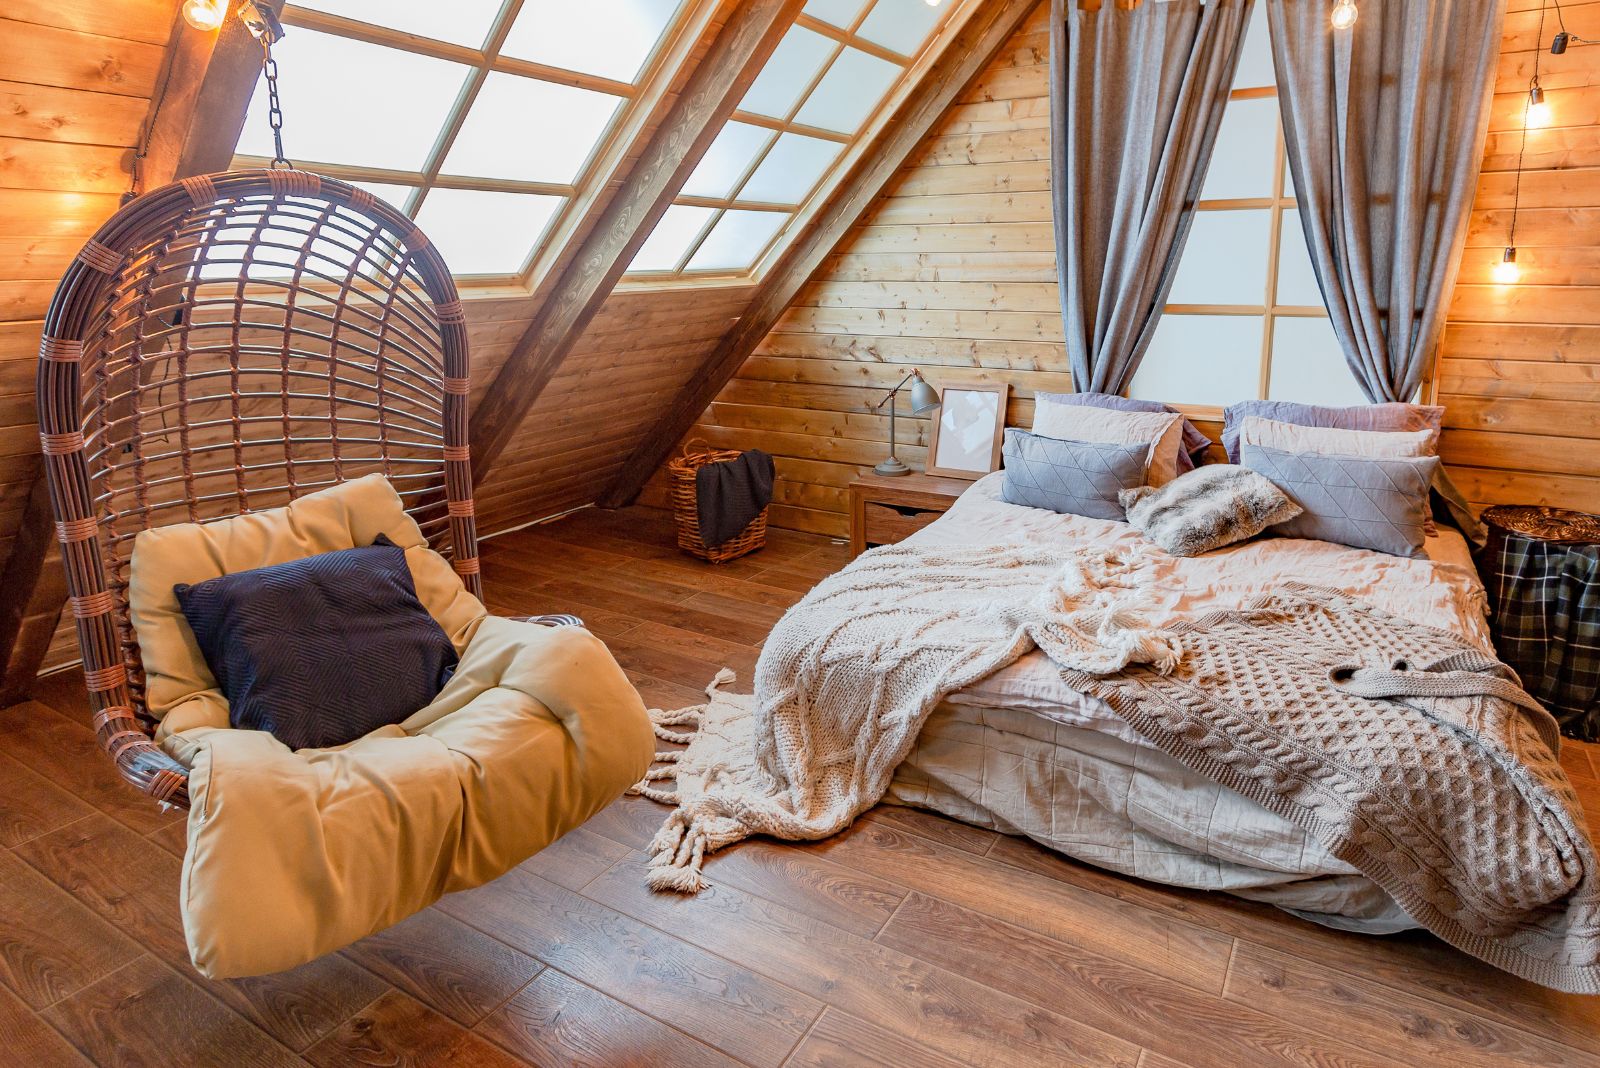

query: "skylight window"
left=627, top=0, right=954, bottom=280
left=232, top=1, right=690, bottom=281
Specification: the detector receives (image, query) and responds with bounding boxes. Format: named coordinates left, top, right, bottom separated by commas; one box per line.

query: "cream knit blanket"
left=639, top=542, right=1180, bottom=891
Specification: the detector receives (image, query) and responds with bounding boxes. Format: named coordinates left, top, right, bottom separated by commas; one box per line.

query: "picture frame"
left=924, top=383, right=1009, bottom=480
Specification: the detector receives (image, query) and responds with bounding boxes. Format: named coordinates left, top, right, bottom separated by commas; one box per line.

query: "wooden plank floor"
left=1, top=504, right=1597, bottom=1067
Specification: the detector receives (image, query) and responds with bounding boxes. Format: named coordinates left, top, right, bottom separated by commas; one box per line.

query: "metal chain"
left=261, top=32, right=291, bottom=169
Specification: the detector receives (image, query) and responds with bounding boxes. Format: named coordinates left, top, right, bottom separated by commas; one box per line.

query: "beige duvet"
left=886, top=473, right=1492, bottom=931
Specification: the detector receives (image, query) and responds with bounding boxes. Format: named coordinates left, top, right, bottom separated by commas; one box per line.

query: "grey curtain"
left=1266, top=0, right=1505, bottom=404
left=1050, top=0, right=1254, bottom=395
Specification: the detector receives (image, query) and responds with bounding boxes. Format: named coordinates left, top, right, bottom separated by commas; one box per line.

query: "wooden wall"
left=471, top=284, right=753, bottom=535
left=1, top=2, right=177, bottom=671
left=1440, top=0, right=1600, bottom=514
left=0, top=1, right=174, bottom=566
left=674, top=2, right=1599, bottom=537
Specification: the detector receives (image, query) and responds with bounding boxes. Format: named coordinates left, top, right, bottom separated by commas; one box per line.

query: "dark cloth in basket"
left=696, top=449, right=774, bottom=548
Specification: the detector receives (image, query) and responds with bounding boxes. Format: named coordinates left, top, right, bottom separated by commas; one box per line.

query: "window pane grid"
left=1134, top=80, right=1340, bottom=411
left=236, top=2, right=689, bottom=281
left=636, top=0, right=952, bottom=281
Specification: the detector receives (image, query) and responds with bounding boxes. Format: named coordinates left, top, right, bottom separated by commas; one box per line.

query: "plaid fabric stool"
left=1479, top=505, right=1600, bottom=740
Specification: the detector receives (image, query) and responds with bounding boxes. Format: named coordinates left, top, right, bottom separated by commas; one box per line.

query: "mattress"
left=885, top=472, right=1492, bottom=930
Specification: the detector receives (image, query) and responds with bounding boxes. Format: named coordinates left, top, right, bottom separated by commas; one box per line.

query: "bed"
left=884, top=470, right=1492, bottom=934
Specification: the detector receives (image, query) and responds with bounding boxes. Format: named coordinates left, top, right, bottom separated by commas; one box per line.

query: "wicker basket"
left=668, top=442, right=769, bottom=563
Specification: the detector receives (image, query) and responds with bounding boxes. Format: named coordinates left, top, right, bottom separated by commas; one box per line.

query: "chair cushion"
left=174, top=534, right=459, bottom=751
left=128, top=474, right=486, bottom=740
left=177, top=617, right=655, bottom=979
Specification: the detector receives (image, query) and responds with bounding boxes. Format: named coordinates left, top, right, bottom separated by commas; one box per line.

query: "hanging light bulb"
left=923, top=0, right=942, bottom=6
left=1527, top=84, right=1552, bottom=128
left=182, top=0, right=227, bottom=31
left=1330, top=1, right=1358, bottom=29
left=1493, top=247, right=1520, bottom=285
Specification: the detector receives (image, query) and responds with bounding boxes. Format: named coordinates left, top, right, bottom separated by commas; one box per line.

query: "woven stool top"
left=1483, top=505, right=1600, bottom=545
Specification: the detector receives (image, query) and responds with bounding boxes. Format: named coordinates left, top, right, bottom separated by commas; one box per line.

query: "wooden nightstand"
left=848, top=470, right=972, bottom=557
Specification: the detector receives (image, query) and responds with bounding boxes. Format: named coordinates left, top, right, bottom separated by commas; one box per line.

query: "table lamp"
left=871, top=369, right=939, bottom=476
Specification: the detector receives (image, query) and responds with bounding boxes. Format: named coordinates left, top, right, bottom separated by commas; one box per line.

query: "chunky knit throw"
left=1066, top=583, right=1600, bottom=994
left=640, top=542, right=1180, bottom=892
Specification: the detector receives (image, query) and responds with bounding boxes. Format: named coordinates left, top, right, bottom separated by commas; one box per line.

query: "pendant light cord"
left=1510, top=2, right=1549, bottom=248
left=1551, top=0, right=1595, bottom=45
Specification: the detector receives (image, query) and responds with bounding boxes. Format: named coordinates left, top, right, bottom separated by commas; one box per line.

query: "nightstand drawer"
left=863, top=501, right=945, bottom=545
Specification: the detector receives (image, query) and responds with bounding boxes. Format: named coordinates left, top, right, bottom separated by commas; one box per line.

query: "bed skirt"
left=887, top=700, right=1417, bottom=935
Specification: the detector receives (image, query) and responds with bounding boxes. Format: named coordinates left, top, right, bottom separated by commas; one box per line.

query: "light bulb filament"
left=182, top=0, right=227, bottom=32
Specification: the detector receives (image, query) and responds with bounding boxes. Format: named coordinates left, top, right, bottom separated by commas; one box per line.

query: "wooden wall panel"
left=677, top=3, right=1599, bottom=536
left=0, top=4, right=173, bottom=614
left=471, top=285, right=752, bottom=536
left=1441, top=0, right=1600, bottom=513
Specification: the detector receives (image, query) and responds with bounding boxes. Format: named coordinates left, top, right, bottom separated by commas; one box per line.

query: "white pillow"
left=1238, top=416, right=1438, bottom=458
left=1032, top=402, right=1184, bottom=486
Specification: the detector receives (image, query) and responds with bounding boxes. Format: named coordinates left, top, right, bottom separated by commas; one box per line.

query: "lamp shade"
left=909, top=376, right=940, bottom=415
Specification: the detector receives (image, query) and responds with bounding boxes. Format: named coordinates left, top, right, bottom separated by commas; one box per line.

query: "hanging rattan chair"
left=36, top=168, right=482, bottom=809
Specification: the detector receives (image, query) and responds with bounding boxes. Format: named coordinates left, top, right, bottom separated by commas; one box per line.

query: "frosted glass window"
left=1129, top=315, right=1263, bottom=407
left=1275, top=220, right=1324, bottom=307
left=738, top=134, right=840, bottom=204
left=299, top=0, right=503, bottom=48
left=741, top=27, right=837, bottom=119
left=1268, top=317, right=1366, bottom=405
left=237, top=30, right=468, bottom=171
left=500, top=0, right=681, bottom=83
left=857, top=0, right=945, bottom=54
left=686, top=210, right=788, bottom=270
left=1166, top=210, right=1272, bottom=305
left=1200, top=97, right=1278, bottom=200
left=442, top=74, right=620, bottom=184
left=1232, top=2, right=1275, bottom=90
left=804, top=0, right=866, bottom=27
left=413, top=189, right=562, bottom=275
left=794, top=48, right=902, bottom=134
left=682, top=122, right=774, bottom=198
left=629, top=204, right=716, bottom=271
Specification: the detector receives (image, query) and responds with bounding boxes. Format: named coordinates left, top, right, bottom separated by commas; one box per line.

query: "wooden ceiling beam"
left=0, top=3, right=268, bottom=703
left=466, top=0, right=806, bottom=483
left=599, top=0, right=1043, bottom=509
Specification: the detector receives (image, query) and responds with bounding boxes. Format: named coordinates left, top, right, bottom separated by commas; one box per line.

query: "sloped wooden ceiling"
left=0, top=0, right=1041, bottom=689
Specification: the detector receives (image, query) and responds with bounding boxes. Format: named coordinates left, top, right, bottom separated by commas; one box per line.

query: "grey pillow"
left=1001, top=429, right=1146, bottom=521
left=1242, top=444, right=1440, bottom=559
left=1034, top=391, right=1209, bottom=471
left=1119, top=465, right=1301, bottom=557
left=1220, top=400, right=1444, bottom=463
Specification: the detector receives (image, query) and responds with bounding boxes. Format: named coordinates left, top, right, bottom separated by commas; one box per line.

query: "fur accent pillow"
left=1119, top=465, right=1302, bottom=557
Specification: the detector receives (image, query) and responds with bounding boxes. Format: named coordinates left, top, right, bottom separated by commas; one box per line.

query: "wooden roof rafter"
left=628, top=0, right=968, bottom=283
left=600, top=0, right=1046, bottom=509
left=466, top=0, right=811, bottom=482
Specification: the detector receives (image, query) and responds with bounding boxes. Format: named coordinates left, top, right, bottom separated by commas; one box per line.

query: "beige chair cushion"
left=125, top=474, right=487, bottom=741
left=127, top=474, right=652, bottom=978
left=179, top=617, right=654, bottom=978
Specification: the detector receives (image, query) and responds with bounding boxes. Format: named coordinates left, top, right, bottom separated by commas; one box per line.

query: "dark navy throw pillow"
left=173, top=534, right=459, bottom=751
